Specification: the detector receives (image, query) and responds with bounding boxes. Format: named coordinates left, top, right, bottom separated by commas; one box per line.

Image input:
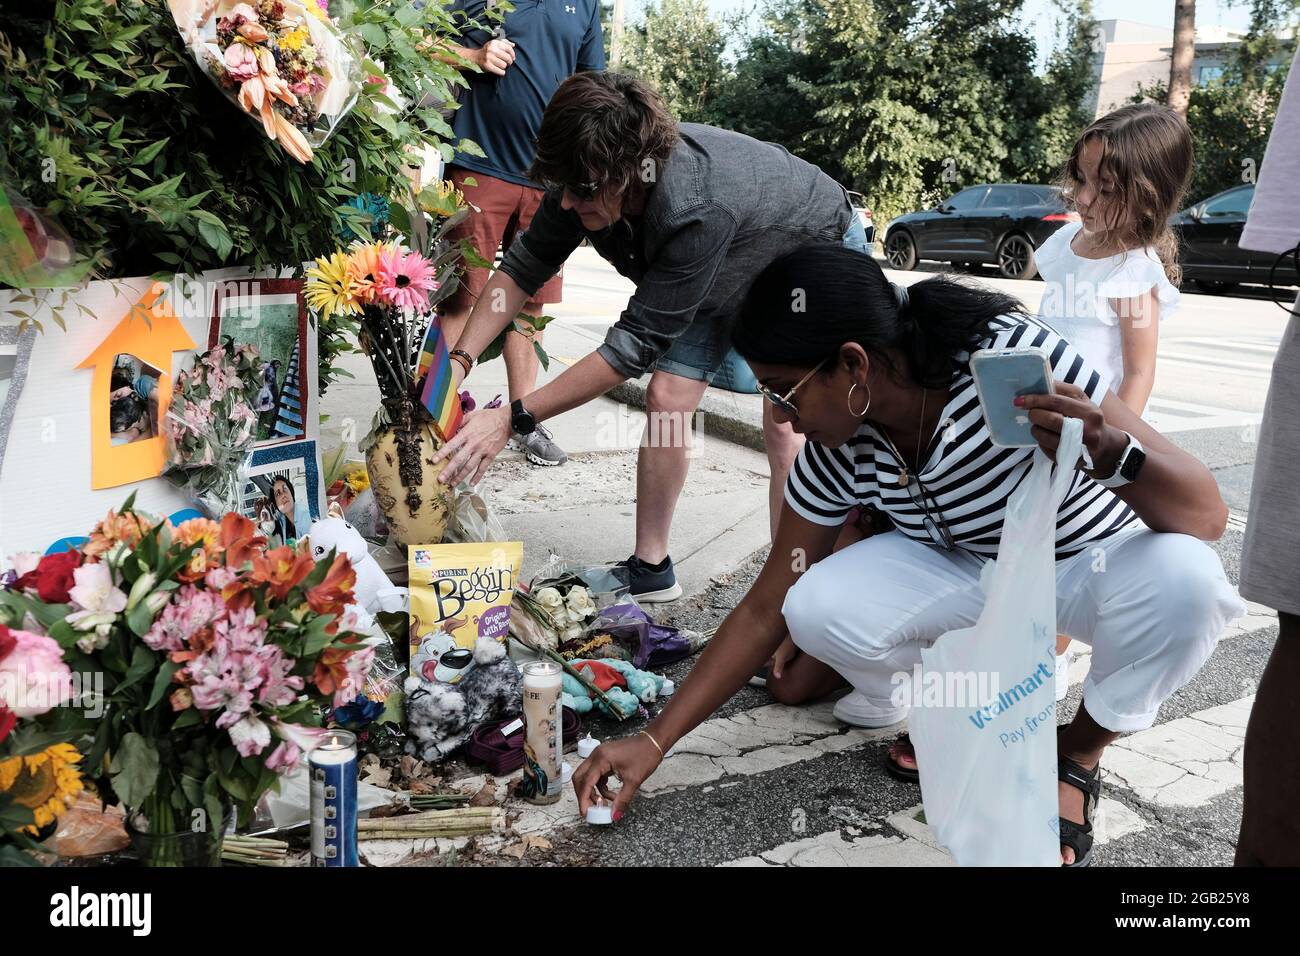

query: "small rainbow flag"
left=417, top=315, right=464, bottom=442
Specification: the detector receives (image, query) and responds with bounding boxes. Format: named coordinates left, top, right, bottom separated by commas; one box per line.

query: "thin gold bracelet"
left=639, top=730, right=664, bottom=757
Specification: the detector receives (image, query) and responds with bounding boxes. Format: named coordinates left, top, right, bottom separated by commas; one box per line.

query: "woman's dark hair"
left=110, top=394, right=146, bottom=434
left=272, top=476, right=295, bottom=508
left=733, top=244, right=1026, bottom=389
left=528, top=71, right=680, bottom=198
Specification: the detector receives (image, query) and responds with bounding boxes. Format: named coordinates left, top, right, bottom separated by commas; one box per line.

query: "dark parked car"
left=1171, top=184, right=1299, bottom=292
left=883, top=184, right=1078, bottom=279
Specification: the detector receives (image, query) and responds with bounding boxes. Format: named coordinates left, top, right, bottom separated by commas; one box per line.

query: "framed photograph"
left=209, top=278, right=309, bottom=446
left=0, top=324, right=36, bottom=482
left=240, top=439, right=323, bottom=548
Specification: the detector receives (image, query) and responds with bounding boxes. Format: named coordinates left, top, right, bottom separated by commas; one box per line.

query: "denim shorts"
left=654, top=212, right=871, bottom=382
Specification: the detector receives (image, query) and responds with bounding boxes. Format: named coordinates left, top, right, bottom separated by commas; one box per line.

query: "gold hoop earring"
left=847, top=382, right=871, bottom=417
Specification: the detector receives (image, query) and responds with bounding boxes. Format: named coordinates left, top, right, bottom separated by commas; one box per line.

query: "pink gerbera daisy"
left=376, top=247, right=438, bottom=312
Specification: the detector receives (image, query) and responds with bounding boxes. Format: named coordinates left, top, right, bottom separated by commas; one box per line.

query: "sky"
left=628, top=0, right=1258, bottom=66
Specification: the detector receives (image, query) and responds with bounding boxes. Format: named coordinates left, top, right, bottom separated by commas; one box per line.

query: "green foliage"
left=0, top=0, right=474, bottom=281
left=623, top=0, right=1099, bottom=224
left=620, top=0, right=737, bottom=123
left=1131, top=2, right=1297, bottom=204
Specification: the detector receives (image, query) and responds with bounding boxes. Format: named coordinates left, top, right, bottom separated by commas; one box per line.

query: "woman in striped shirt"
left=573, top=243, right=1244, bottom=866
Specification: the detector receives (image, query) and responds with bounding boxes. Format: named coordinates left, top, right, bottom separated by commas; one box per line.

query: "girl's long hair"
left=1059, top=103, right=1194, bottom=285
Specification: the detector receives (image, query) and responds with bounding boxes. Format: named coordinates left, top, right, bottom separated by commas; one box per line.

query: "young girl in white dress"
left=1034, top=103, right=1193, bottom=699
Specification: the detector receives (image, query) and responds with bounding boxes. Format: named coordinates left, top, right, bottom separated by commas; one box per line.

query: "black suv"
left=883, top=184, right=1077, bottom=279
left=1171, top=184, right=1299, bottom=292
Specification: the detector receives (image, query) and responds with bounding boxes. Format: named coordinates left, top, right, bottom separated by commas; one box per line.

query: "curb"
left=604, top=376, right=767, bottom=454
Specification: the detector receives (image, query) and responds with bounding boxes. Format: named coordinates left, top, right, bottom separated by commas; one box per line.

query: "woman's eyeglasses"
left=904, top=473, right=956, bottom=552
left=757, top=360, right=827, bottom=419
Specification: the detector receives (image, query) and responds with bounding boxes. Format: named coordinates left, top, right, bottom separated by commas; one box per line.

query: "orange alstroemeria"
left=219, top=512, right=265, bottom=569
left=312, top=640, right=359, bottom=698
left=249, top=546, right=316, bottom=602
left=84, top=509, right=156, bottom=560
left=306, top=553, right=357, bottom=617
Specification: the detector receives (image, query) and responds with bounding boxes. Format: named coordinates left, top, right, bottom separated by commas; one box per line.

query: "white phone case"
left=969, top=347, right=1054, bottom=448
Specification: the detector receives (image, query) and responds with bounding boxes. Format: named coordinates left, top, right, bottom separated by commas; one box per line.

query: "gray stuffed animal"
left=404, top=635, right=522, bottom=762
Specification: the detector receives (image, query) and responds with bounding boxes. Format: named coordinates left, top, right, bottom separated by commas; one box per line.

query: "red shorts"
left=443, top=166, right=564, bottom=313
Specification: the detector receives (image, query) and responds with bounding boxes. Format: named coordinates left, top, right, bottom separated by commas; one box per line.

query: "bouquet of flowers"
left=0, top=596, right=82, bottom=866
left=163, top=339, right=265, bottom=519
left=0, top=498, right=375, bottom=864
left=305, top=237, right=448, bottom=439
left=167, top=0, right=362, bottom=163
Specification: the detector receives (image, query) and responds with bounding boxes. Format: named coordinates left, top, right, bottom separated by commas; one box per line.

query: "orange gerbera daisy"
left=346, top=240, right=391, bottom=304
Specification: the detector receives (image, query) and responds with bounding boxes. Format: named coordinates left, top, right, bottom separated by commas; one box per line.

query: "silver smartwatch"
left=1093, top=432, right=1146, bottom=489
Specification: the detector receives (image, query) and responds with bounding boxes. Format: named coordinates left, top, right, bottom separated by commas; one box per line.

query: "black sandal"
left=884, top=731, right=920, bottom=784
left=1057, top=741, right=1102, bottom=868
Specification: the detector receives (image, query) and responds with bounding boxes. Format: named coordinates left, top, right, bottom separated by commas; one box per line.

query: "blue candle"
left=309, top=730, right=358, bottom=867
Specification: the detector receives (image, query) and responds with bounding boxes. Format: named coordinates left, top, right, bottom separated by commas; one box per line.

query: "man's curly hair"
left=527, top=71, right=680, bottom=198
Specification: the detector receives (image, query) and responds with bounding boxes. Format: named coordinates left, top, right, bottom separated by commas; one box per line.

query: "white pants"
left=782, top=527, right=1246, bottom=732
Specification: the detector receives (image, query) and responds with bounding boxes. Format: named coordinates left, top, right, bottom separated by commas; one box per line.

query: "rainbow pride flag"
left=417, top=315, right=464, bottom=442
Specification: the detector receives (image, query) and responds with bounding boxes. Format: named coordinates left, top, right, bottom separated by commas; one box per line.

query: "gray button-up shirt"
left=497, top=123, right=853, bottom=378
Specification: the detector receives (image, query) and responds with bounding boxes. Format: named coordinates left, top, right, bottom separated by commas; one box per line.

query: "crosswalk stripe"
left=1159, top=352, right=1275, bottom=374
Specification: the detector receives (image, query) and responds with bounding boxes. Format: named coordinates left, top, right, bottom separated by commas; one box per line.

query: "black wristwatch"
left=510, top=399, right=537, bottom=436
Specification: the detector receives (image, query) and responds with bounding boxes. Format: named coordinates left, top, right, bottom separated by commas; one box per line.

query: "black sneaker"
left=615, top=554, right=683, bottom=603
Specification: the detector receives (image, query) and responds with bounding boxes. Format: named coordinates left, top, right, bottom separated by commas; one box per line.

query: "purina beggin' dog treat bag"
left=408, top=543, right=523, bottom=687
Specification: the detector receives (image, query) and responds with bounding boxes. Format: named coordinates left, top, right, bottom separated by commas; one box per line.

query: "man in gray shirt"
left=437, top=71, right=866, bottom=601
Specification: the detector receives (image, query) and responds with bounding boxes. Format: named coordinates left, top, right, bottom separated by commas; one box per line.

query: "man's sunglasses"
left=757, top=359, right=828, bottom=419
left=549, top=178, right=603, bottom=201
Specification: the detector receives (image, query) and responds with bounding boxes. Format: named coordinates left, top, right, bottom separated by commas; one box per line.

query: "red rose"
left=0, top=705, right=14, bottom=745
left=0, top=623, right=15, bottom=662
left=16, top=550, right=81, bottom=604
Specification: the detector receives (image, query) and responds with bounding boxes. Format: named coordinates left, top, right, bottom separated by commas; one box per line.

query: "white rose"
left=562, top=624, right=584, bottom=642
left=566, top=587, right=596, bottom=620
left=535, top=587, right=564, bottom=613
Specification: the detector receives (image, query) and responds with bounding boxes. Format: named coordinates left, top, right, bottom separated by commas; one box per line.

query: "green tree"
left=705, top=0, right=1098, bottom=221
left=1133, top=0, right=1296, bottom=201
left=619, top=0, right=736, bottom=123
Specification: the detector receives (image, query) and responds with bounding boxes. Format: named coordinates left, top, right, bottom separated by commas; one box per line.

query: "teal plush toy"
left=562, top=658, right=666, bottom=719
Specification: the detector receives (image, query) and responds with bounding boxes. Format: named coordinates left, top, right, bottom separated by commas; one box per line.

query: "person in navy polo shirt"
left=441, top=0, right=606, bottom=467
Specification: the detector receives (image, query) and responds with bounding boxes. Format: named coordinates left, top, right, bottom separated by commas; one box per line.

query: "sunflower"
left=305, top=251, right=362, bottom=319
left=0, top=743, right=84, bottom=835
left=343, top=466, right=370, bottom=494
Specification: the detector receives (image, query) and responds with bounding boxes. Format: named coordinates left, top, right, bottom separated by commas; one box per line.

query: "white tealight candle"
left=577, top=735, right=600, bottom=759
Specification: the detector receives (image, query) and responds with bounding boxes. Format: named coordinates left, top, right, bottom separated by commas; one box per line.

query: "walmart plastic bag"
left=908, top=417, right=1085, bottom=867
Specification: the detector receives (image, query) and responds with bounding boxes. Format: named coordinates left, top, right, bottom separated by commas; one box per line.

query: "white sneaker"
left=1055, top=651, right=1073, bottom=702
left=832, top=691, right=907, bottom=728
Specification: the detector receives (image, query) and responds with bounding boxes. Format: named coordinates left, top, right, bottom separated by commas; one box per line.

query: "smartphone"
left=969, top=347, right=1054, bottom=447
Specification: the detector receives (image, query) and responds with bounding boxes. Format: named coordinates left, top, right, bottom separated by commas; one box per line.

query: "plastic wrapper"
left=443, top=483, right=508, bottom=544
left=162, top=340, right=264, bottom=519
left=510, top=553, right=632, bottom=656
left=167, top=0, right=363, bottom=164
left=45, top=793, right=130, bottom=858
left=585, top=601, right=698, bottom=671
left=250, top=764, right=395, bottom=833
left=0, top=185, right=87, bottom=289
